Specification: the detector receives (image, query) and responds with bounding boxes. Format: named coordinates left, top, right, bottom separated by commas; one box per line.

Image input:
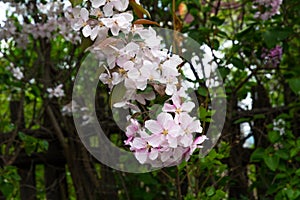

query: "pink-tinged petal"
left=101, top=18, right=113, bottom=27
left=194, top=135, right=208, bottom=145
left=181, top=101, right=195, bottom=112
left=145, top=120, right=163, bottom=134
left=140, top=65, right=151, bottom=76
left=124, top=78, right=136, bottom=89
left=113, top=0, right=129, bottom=11
left=147, top=134, right=163, bottom=148
left=132, top=138, right=146, bottom=149
left=167, top=135, right=178, bottom=148
left=111, top=25, right=120, bottom=36
left=90, top=26, right=100, bottom=40
left=174, top=113, right=180, bottom=124
left=180, top=134, right=193, bottom=147
left=122, top=61, right=134, bottom=70
left=72, top=7, right=81, bottom=18
left=127, top=68, right=140, bottom=80
left=136, top=79, right=147, bottom=90
left=124, top=137, right=132, bottom=145
left=106, top=55, right=116, bottom=69
left=171, top=94, right=181, bottom=108
left=161, top=150, right=172, bottom=162
left=135, top=94, right=146, bottom=105
left=165, top=84, right=176, bottom=96
left=184, top=153, right=191, bottom=161
left=112, top=72, right=122, bottom=85
left=173, top=148, right=184, bottom=161
left=149, top=149, right=159, bottom=160
left=162, top=103, right=176, bottom=112
left=80, top=8, right=89, bottom=22
left=157, top=113, right=173, bottom=128
left=113, top=101, right=126, bottom=108
left=178, top=113, right=193, bottom=127
left=82, top=25, right=91, bottom=37
left=135, top=151, right=147, bottom=164
left=144, top=91, right=156, bottom=100
left=91, top=0, right=106, bottom=8
left=124, top=42, right=139, bottom=53
left=189, top=120, right=203, bottom=133
left=167, top=124, right=182, bottom=137
left=120, top=12, right=134, bottom=21
left=103, top=3, right=114, bottom=16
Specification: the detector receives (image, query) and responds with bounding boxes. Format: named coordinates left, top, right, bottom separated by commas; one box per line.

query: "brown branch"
left=234, top=105, right=298, bottom=120
left=46, top=106, right=67, bottom=150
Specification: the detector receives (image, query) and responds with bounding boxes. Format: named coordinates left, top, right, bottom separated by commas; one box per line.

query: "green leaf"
left=268, top=131, right=281, bottom=143
left=250, top=148, right=265, bottom=162
left=218, top=66, right=230, bottom=79
left=285, top=188, right=295, bottom=199
left=290, top=148, right=299, bottom=157
left=233, top=117, right=251, bottom=124
left=264, top=154, right=279, bottom=171
left=253, top=114, right=266, bottom=120
left=0, top=183, right=14, bottom=198
left=212, top=39, right=220, bottom=50
left=295, top=169, right=300, bottom=176
left=274, top=173, right=287, bottom=180
left=236, top=26, right=254, bottom=40
left=205, top=186, right=215, bottom=197
left=38, top=140, right=49, bottom=152
left=230, top=57, right=245, bottom=70
left=198, top=86, right=208, bottom=97
left=262, top=28, right=292, bottom=48
left=275, top=150, right=289, bottom=160
left=288, top=78, right=300, bottom=95
left=210, top=16, right=225, bottom=26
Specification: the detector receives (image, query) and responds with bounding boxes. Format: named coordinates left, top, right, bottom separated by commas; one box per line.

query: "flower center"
left=162, top=129, right=168, bottom=135
left=118, top=68, right=126, bottom=75
left=175, top=108, right=182, bottom=114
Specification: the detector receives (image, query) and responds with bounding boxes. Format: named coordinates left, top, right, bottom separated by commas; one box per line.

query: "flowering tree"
left=1, top=0, right=300, bottom=199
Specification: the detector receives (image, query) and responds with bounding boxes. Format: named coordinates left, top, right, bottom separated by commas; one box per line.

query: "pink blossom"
left=90, top=0, right=106, bottom=8
left=102, top=0, right=129, bottom=17
left=163, top=93, right=195, bottom=115
left=47, top=84, right=65, bottom=98
left=177, top=113, right=203, bottom=147
left=145, top=113, right=182, bottom=148
left=188, top=135, right=208, bottom=156
left=11, top=67, right=24, bottom=80
left=254, top=0, right=282, bottom=20
left=101, top=12, right=133, bottom=36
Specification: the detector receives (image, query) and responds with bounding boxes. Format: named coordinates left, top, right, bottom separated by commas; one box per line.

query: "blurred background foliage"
left=1, top=0, right=300, bottom=199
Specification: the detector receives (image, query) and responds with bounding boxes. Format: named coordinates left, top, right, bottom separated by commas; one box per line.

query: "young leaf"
left=133, top=19, right=160, bottom=26
left=129, top=0, right=151, bottom=19
left=264, top=154, right=279, bottom=171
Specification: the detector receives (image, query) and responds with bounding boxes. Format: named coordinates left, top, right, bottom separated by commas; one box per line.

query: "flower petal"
left=157, top=113, right=173, bottom=129
left=145, top=120, right=163, bottom=134
left=135, top=151, right=147, bottom=164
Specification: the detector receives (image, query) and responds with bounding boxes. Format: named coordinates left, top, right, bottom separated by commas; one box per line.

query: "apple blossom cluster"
left=254, top=0, right=283, bottom=20
left=66, top=0, right=132, bottom=41
left=261, top=45, right=283, bottom=67
left=7, top=63, right=24, bottom=80
left=0, top=1, right=80, bottom=49
left=47, top=84, right=65, bottom=98
left=69, top=0, right=208, bottom=166
left=125, top=91, right=207, bottom=166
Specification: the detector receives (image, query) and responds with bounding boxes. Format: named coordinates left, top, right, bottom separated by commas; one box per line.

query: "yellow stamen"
left=162, top=129, right=168, bottom=135
left=175, top=108, right=182, bottom=114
